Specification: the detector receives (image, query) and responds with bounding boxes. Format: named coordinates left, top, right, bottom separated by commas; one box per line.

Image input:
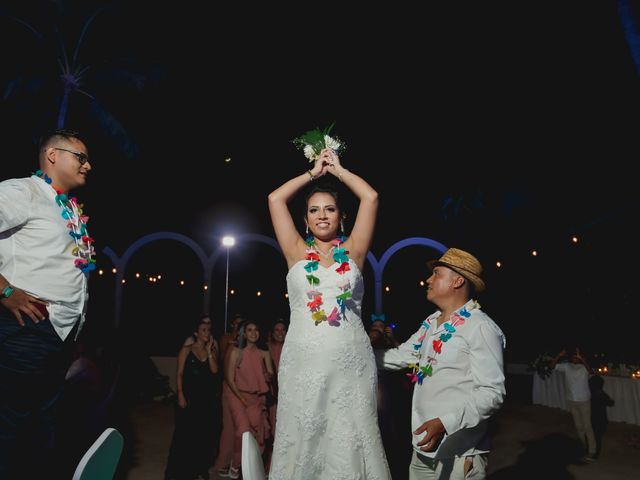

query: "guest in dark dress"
left=589, top=374, right=614, bottom=458
left=165, top=318, right=219, bottom=480
left=369, top=318, right=410, bottom=480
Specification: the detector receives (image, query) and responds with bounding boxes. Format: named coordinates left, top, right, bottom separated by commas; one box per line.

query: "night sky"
left=1, top=1, right=639, bottom=363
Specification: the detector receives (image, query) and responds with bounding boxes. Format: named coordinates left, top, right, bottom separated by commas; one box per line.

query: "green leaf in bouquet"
left=291, top=122, right=345, bottom=162
left=292, top=127, right=324, bottom=154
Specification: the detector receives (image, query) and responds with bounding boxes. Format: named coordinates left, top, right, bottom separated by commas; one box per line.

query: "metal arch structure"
left=366, top=237, right=447, bottom=316
left=102, top=232, right=281, bottom=327
left=102, top=232, right=445, bottom=327
left=207, top=234, right=282, bottom=331
left=102, top=232, right=208, bottom=328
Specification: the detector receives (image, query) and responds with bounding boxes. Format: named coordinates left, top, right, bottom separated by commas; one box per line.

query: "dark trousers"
left=0, top=306, right=76, bottom=479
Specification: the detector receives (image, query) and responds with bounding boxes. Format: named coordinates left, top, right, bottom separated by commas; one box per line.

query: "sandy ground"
left=113, top=396, right=640, bottom=480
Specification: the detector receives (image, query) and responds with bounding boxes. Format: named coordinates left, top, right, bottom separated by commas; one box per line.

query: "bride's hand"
left=321, top=148, right=343, bottom=175
left=310, top=156, right=329, bottom=178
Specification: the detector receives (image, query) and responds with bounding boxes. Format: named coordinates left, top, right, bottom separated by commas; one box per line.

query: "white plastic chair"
left=241, top=431, right=266, bottom=480
left=72, top=427, right=124, bottom=480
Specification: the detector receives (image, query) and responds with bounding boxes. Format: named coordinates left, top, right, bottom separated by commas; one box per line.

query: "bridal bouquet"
left=291, top=123, right=345, bottom=163
left=527, top=352, right=554, bottom=379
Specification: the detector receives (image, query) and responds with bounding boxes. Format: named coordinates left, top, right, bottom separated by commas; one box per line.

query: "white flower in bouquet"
left=292, top=123, right=345, bottom=163
left=324, top=135, right=341, bottom=151
left=303, top=145, right=316, bottom=162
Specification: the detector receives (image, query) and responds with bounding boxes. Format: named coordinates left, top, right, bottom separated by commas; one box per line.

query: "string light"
left=107, top=232, right=602, bottom=310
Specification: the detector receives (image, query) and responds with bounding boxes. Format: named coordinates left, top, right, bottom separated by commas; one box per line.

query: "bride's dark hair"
left=304, top=185, right=341, bottom=209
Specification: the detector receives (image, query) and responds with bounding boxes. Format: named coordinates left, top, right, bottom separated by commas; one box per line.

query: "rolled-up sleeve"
left=375, top=327, right=424, bottom=370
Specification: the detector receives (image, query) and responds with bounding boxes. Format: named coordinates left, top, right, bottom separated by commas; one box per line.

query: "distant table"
left=150, top=356, right=177, bottom=392
left=532, top=370, right=640, bottom=426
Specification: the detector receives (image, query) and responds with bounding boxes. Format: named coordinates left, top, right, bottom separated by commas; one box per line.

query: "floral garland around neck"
left=304, top=234, right=352, bottom=326
left=406, top=300, right=480, bottom=385
left=33, top=170, right=96, bottom=274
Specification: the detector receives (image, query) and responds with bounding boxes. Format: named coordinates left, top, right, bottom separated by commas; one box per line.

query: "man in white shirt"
left=550, top=347, right=597, bottom=462
left=0, top=129, right=94, bottom=478
left=376, top=248, right=505, bottom=480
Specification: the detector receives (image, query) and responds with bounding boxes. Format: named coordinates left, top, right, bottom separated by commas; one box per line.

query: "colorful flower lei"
left=407, top=300, right=479, bottom=384
left=291, top=123, right=345, bottom=163
left=33, top=170, right=96, bottom=274
left=304, top=234, right=352, bottom=326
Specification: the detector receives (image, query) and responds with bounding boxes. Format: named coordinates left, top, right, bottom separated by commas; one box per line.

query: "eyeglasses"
left=53, top=147, right=89, bottom=166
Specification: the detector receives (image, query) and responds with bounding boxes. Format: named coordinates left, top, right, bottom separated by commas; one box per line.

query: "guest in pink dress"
left=212, top=314, right=244, bottom=477
left=224, top=320, right=274, bottom=478
left=267, top=320, right=287, bottom=431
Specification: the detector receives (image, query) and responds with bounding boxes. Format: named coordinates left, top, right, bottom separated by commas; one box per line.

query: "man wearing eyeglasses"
left=0, top=128, right=94, bottom=478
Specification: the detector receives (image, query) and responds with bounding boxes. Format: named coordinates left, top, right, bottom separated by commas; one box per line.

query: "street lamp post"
left=222, top=236, right=235, bottom=333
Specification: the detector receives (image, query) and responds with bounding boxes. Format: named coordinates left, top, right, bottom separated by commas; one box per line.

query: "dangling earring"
left=305, top=224, right=309, bottom=235
left=340, top=220, right=345, bottom=235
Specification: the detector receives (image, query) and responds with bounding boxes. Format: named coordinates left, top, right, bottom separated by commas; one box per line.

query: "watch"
left=1, top=285, right=14, bottom=299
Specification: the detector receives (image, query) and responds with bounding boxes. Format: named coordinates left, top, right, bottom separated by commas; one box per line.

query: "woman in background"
left=165, top=317, right=219, bottom=480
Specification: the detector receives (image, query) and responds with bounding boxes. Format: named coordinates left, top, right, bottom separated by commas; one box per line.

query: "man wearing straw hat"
left=376, top=247, right=505, bottom=480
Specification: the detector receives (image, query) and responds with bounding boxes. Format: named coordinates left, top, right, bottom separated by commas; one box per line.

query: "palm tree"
left=617, top=0, right=640, bottom=77
left=2, top=2, right=155, bottom=158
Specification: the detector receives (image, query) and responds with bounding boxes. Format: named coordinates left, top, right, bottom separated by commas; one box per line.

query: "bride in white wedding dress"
left=267, top=146, right=390, bottom=479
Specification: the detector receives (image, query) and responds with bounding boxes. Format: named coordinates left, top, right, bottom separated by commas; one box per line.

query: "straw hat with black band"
left=427, top=248, right=485, bottom=293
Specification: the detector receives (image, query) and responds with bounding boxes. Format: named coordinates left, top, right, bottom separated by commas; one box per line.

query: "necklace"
left=313, top=244, right=334, bottom=259
left=304, top=234, right=352, bottom=327
left=407, top=300, right=479, bottom=384
left=33, top=170, right=96, bottom=274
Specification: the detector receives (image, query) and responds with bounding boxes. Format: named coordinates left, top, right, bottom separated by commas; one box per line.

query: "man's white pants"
left=409, top=451, right=488, bottom=480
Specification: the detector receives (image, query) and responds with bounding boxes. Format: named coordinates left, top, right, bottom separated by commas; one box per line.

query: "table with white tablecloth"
left=532, top=370, right=640, bottom=425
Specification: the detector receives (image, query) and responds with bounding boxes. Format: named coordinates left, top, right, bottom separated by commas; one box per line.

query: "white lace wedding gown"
left=269, top=260, right=391, bottom=480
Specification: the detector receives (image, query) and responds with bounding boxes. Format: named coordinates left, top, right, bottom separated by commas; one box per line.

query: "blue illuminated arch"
left=102, top=232, right=281, bottom=327
left=102, top=233, right=445, bottom=327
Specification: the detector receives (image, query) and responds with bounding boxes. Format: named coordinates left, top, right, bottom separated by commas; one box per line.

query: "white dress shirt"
left=376, top=299, right=506, bottom=459
left=0, top=176, right=89, bottom=340
left=555, top=362, right=591, bottom=402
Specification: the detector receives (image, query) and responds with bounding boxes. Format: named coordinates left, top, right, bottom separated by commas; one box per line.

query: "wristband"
left=1, top=285, right=14, bottom=299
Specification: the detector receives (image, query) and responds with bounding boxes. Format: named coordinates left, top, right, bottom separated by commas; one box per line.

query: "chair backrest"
left=72, top=427, right=124, bottom=480
left=241, top=431, right=265, bottom=480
